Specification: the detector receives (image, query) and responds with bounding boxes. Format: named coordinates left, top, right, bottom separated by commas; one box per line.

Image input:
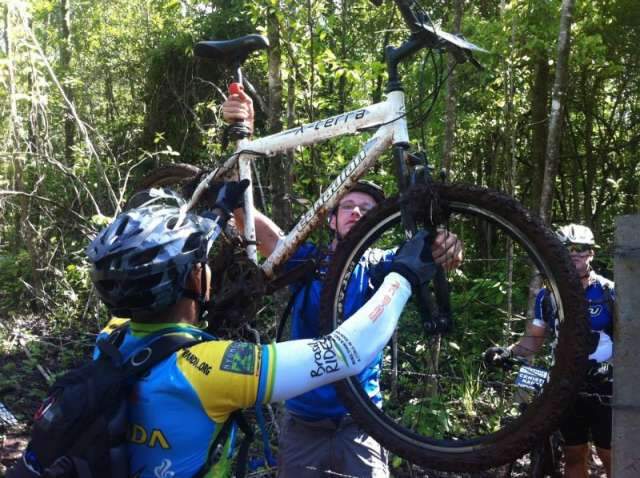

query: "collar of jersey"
left=129, top=321, right=205, bottom=338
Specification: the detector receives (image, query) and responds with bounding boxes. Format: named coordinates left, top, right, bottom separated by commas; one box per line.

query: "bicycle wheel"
left=319, top=183, right=590, bottom=472
left=135, top=162, right=202, bottom=192
left=528, top=431, right=563, bottom=478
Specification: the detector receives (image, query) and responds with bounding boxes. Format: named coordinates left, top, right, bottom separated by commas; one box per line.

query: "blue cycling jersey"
left=284, top=243, right=394, bottom=420
left=534, top=271, right=615, bottom=362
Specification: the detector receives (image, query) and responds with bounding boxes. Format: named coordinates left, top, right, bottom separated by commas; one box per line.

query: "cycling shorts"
left=559, top=387, right=612, bottom=449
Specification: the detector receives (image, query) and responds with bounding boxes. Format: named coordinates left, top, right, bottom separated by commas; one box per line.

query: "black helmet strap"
left=181, top=263, right=210, bottom=321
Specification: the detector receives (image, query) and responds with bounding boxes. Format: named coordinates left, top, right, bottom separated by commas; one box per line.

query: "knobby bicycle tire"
left=528, top=431, right=563, bottom=478
left=136, top=163, right=202, bottom=192
left=529, top=447, right=550, bottom=478
left=319, top=183, right=590, bottom=472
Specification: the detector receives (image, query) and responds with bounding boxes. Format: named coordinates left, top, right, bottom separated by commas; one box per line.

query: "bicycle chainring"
left=207, top=229, right=267, bottom=336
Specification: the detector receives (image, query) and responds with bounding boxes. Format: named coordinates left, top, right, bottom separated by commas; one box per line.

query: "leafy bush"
left=0, top=250, right=32, bottom=311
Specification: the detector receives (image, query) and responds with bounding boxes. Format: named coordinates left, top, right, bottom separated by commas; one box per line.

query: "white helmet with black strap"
left=556, top=224, right=597, bottom=247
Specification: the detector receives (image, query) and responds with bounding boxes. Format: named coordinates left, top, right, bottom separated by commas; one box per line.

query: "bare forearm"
left=510, top=323, right=546, bottom=357
left=233, top=207, right=284, bottom=258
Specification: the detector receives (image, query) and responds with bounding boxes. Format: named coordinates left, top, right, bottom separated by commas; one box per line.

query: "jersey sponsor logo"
left=368, top=280, right=401, bottom=322
left=154, top=458, right=175, bottom=478
left=180, top=348, right=212, bottom=375
left=332, top=330, right=360, bottom=366
left=308, top=336, right=340, bottom=378
left=129, top=424, right=171, bottom=449
left=589, top=304, right=603, bottom=316
left=220, top=342, right=255, bottom=375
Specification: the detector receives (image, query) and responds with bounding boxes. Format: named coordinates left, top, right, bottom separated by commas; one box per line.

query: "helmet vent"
left=125, top=272, right=163, bottom=292
left=183, top=232, right=203, bottom=253
left=167, top=217, right=179, bottom=230
left=130, top=245, right=162, bottom=266
left=114, top=216, right=130, bottom=237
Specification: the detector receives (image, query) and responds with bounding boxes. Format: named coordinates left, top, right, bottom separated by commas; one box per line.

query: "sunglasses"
left=567, top=244, right=592, bottom=254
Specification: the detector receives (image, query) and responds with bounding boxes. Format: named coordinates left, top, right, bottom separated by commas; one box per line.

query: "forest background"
left=0, top=0, right=638, bottom=474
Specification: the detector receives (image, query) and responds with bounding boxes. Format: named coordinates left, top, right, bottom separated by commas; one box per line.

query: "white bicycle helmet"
left=556, top=224, right=596, bottom=247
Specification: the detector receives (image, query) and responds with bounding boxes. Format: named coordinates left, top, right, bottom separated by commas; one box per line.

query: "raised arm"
left=221, top=92, right=283, bottom=258
left=266, top=230, right=435, bottom=402
left=232, top=207, right=284, bottom=258
left=269, top=271, right=410, bottom=401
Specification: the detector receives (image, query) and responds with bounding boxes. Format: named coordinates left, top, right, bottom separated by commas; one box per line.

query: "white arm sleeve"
left=269, top=272, right=411, bottom=402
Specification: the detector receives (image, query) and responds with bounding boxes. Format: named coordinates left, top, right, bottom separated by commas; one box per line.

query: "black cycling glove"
left=209, top=179, right=250, bottom=218
left=483, top=346, right=512, bottom=367
left=389, top=230, right=437, bottom=289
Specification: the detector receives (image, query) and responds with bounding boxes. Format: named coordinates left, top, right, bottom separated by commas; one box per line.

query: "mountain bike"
left=137, top=0, right=590, bottom=472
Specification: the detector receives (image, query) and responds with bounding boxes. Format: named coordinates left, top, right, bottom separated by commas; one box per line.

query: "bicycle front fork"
left=392, top=143, right=452, bottom=335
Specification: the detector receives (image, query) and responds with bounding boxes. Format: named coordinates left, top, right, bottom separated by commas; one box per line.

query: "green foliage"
left=0, top=251, right=32, bottom=310
left=0, top=1, right=636, bottom=457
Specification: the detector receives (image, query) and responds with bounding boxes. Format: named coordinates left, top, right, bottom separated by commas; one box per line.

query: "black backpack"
left=7, top=327, right=201, bottom=478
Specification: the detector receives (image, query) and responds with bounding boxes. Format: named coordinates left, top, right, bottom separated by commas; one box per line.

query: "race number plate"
left=515, top=366, right=549, bottom=392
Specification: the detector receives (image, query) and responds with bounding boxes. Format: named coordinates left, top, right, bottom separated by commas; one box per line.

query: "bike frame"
left=192, top=90, right=410, bottom=278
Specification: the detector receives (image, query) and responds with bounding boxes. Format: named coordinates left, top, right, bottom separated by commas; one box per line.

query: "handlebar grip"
left=225, top=82, right=251, bottom=141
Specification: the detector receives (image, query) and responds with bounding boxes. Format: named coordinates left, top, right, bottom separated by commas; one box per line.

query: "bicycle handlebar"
left=382, top=0, right=487, bottom=71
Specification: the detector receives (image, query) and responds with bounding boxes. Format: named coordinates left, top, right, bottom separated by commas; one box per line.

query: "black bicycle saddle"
left=194, top=34, right=269, bottom=65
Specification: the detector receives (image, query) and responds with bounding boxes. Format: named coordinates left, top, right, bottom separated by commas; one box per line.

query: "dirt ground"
left=0, top=420, right=610, bottom=478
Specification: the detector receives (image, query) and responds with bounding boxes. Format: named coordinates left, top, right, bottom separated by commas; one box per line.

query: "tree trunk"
left=442, top=0, right=463, bottom=174
left=267, top=10, right=293, bottom=228
left=6, top=4, right=43, bottom=310
left=59, top=0, right=75, bottom=165
left=581, top=73, right=597, bottom=226
left=539, top=0, right=575, bottom=225
left=530, top=56, right=550, bottom=208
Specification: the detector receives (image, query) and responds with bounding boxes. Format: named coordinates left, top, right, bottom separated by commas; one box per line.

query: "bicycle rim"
left=319, top=183, right=589, bottom=471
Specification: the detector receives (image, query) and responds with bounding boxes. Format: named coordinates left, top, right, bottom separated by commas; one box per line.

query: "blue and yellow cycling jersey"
left=96, top=319, right=276, bottom=478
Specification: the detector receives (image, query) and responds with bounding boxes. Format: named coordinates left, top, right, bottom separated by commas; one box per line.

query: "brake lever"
left=465, top=50, right=484, bottom=71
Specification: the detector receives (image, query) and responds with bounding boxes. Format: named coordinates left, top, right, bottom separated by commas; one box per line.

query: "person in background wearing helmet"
left=223, top=93, right=463, bottom=477
left=62, top=181, right=441, bottom=478
left=484, top=224, right=614, bottom=478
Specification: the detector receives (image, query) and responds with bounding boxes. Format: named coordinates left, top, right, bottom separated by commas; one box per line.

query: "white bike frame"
left=187, top=90, right=409, bottom=278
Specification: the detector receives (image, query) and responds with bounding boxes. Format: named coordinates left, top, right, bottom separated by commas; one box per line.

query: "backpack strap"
left=123, top=333, right=201, bottom=378
left=192, top=410, right=254, bottom=478
left=232, top=410, right=254, bottom=478
left=95, top=326, right=201, bottom=377
left=253, top=405, right=276, bottom=468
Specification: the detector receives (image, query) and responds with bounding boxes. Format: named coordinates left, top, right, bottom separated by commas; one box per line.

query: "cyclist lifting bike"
left=138, top=0, right=591, bottom=472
